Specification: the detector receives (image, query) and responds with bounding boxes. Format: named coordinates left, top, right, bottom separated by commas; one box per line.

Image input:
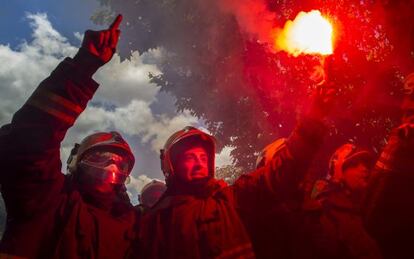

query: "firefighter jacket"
left=364, top=124, right=414, bottom=259
left=136, top=118, right=327, bottom=259
left=309, top=183, right=382, bottom=259
left=0, top=50, right=136, bottom=259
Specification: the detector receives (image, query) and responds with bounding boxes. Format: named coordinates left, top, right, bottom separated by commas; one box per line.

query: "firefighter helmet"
left=327, top=143, right=373, bottom=182
left=139, top=179, right=167, bottom=208
left=255, top=138, right=287, bottom=169
left=160, top=126, right=215, bottom=180
left=67, top=131, right=135, bottom=184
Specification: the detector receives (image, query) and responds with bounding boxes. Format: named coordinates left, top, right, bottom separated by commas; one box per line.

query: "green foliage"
left=216, top=165, right=244, bottom=185
left=90, top=8, right=115, bottom=26
left=92, top=0, right=414, bottom=174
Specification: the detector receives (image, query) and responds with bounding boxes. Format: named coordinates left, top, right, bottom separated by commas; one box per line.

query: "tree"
left=92, top=0, right=414, bottom=176
left=216, top=165, right=244, bottom=185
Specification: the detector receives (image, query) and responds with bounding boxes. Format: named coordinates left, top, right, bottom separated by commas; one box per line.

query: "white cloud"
left=0, top=13, right=199, bottom=191
left=126, top=174, right=164, bottom=205
left=0, top=13, right=79, bottom=124
left=128, top=174, right=156, bottom=192
left=65, top=100, right=198, bottom=153
left=24, top=13, right=77, bottom=58
left=93, top=52, right=161, bottom=106
left=215, top=146, right=235, bottom=168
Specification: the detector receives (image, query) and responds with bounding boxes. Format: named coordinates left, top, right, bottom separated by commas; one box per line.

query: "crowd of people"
left=0, top=15, right=412, bottom=259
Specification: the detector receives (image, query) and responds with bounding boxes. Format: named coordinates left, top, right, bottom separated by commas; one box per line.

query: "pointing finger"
left=109, top=14, right=123, bottom=30
left=109, top=30, right=121, bottom=49
left=103, top=31, right=110, bottom=48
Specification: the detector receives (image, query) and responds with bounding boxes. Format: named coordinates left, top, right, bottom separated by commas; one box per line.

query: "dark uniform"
left=137, top=119, right=326, bottom=259
left=364, top=124, right=414, bottom=258
left=0, top=50, right=136, bottom=259
left=310, top=182, right=382, bottom=259
left=304, top=144, right=382, bottom=259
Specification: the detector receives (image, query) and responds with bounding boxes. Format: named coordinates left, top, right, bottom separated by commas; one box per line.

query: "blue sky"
left=0, top=0, right=100, bottom=47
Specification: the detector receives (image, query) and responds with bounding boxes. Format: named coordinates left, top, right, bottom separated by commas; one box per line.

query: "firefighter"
left=247, top=138, right=311, bottom=259
left=0, top=15, right=138, bottom=258
left=364, top=73, right=414, bottom=258
left=137, top=179, right=166, bottom=212
left=309, top=144, right=382, bottom=259
left=136, top=85, right=336, bottom=258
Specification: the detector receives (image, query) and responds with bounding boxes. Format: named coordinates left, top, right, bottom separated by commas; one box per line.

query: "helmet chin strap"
left=67, top=143, right=80, bottom=174
left=67, top=154, right=78, bottom=174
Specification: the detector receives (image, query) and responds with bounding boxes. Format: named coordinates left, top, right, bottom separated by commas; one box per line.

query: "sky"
left=0, top=0, right=233, bottom=204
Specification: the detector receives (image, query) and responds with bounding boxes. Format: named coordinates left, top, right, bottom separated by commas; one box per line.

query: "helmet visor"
left=80, top=151, right=132, bottom=184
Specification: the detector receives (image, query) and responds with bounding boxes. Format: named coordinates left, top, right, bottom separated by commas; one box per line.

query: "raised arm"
left=363, top=122, right=414, bottom=257
left=0, top=15, right=123, bottom=218
left=229, top=85, right=335, bottom=210
left=363, top=74, right=414, bottom=257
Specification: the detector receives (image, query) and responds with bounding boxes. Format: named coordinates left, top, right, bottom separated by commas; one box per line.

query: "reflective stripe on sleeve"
left=43, top=90, right=83, bottom=114
left=26, top=89, right=83, bottom=125
left=27, top=98, right=76, bottom=125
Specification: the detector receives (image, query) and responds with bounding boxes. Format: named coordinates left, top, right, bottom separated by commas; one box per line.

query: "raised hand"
left=81, top=14, right=123, bottom=64
left=307, top=83, right=337, bottom=120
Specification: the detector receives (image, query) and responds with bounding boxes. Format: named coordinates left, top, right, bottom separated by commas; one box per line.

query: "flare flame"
left=276, top=10, right=334, bottom=57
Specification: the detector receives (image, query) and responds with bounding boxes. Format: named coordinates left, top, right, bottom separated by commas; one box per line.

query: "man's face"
left=175, top=146, right=209, bottom=182
left=342, top=162, right=370, bottom=192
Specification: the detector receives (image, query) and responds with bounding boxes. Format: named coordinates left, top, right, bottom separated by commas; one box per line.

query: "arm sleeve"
left=0, top=49, right=101, bottom=218
left=230, top=117, right=327, bottom=212
left=363, top=124, right=414, bottom=246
